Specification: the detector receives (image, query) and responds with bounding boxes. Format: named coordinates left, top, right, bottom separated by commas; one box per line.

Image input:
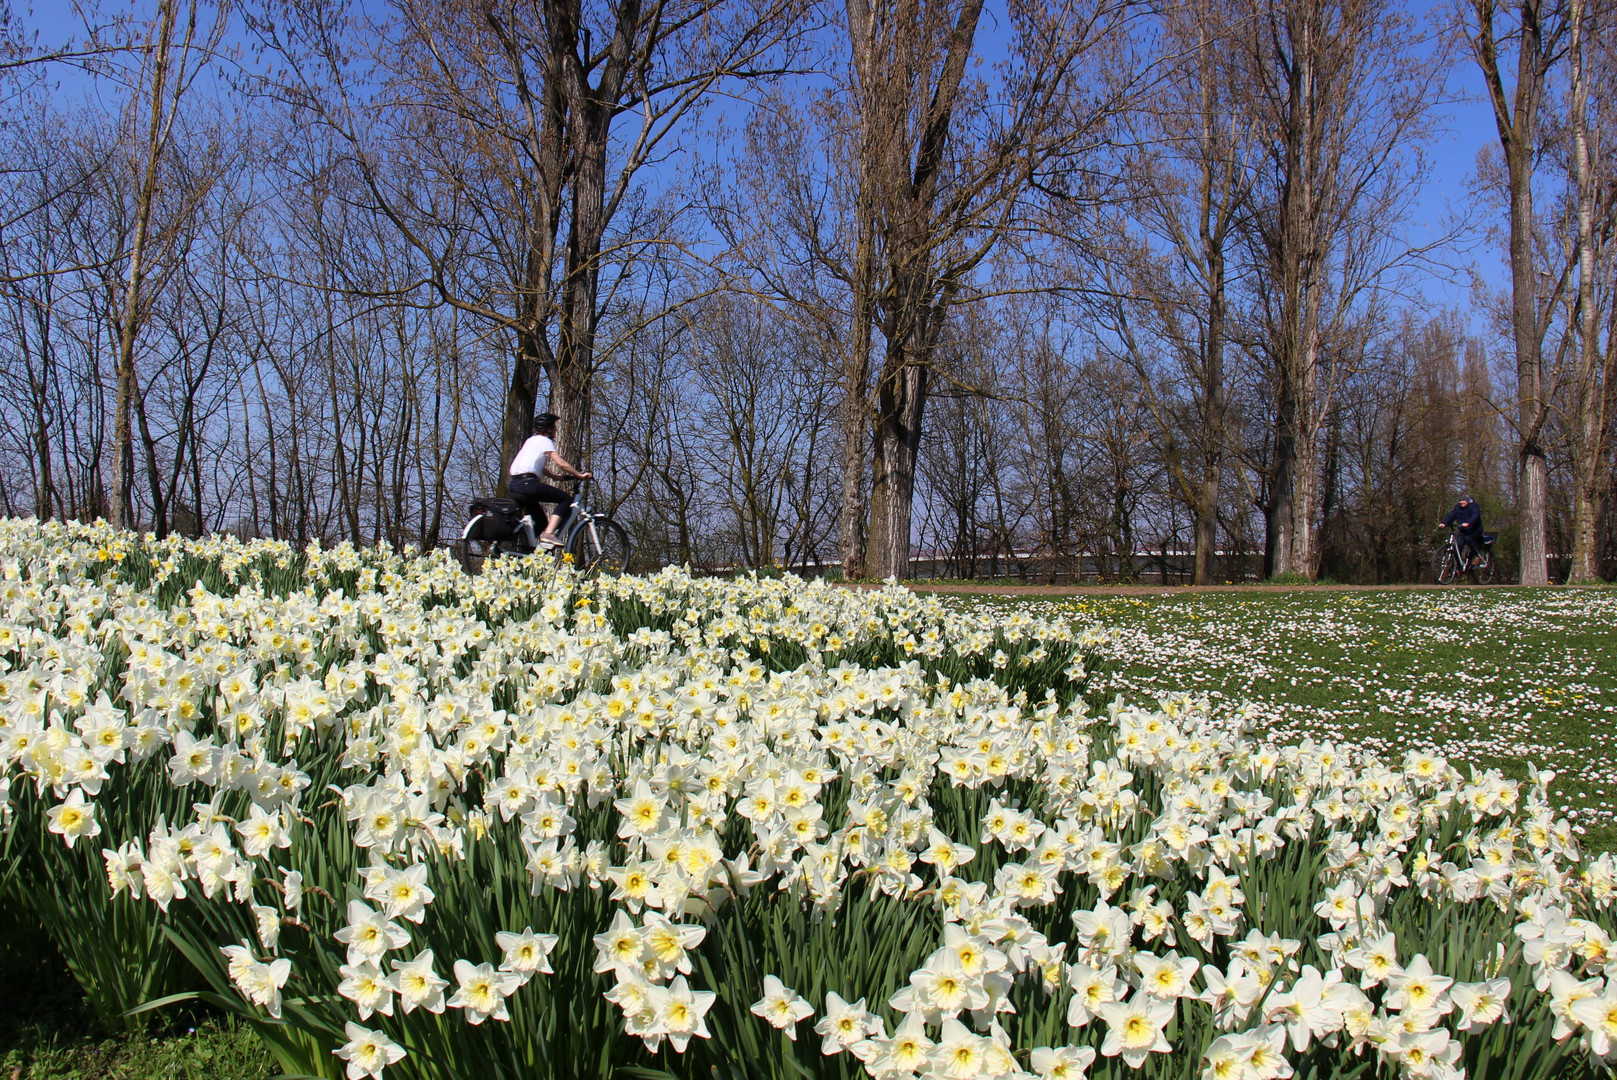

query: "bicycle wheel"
left=1435, top=548, right=1459, bottom=585
left=565, top=516, right=632, bottom=574
left=1472, top=550, right=1497, bottom=585
left=460, top=538, right=503, bottom=575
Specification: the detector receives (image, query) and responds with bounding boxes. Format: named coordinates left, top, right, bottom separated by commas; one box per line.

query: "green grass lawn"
left=954, top=586, right=1617, bottom=853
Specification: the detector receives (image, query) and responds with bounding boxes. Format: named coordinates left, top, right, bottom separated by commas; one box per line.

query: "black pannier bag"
left=464, top=497, right=524, bottom=542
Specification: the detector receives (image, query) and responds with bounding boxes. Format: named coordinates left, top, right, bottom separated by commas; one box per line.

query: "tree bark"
left=864, top=357, right=929, bottom=578
left=837, top=212, right=877, bottom=580
left=547, top=0, right=634, bottom=470
left=837, top=373, right=869, bottom=579
left=499, top=327, right=551, bottom=493
left=1265, top=0, right=1324, bottom=580
left=1198, top=247, right=1227, bottom=584
left=853, top=0, right=984, bottom=580
left=111, top=0, right=183, bottom=530
left=1288, top=277, right=1323, bottom=576
left=1269, top=383, right=1296, bottom=576
left=1195, top=452, right=1220, bottom=584
left=1470, top=0, right=1564, bottom=585
left=1195, top=165, right=1230, bottom=584
left=1566, top=0, right=1610, bottom=583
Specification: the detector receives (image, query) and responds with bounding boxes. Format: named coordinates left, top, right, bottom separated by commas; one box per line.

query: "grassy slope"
left=953, top=586, right=1617, bottom=853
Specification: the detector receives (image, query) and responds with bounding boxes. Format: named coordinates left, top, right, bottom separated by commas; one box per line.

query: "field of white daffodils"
left=2, top=520, right=1615, bottom=1080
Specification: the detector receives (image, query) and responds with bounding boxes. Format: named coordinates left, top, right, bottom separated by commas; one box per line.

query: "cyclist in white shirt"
left=508, top=412, right=591, bottom=547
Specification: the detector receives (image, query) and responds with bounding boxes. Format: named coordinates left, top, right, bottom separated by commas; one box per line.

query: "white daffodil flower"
left=749, top=975, right=812, bottom=1037
left=334, top=1022, right=406, bottom=1080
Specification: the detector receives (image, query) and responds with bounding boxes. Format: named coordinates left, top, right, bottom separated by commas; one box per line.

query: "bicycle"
left=1433, top=525, right=1496, bottom=585
left=459, top=479, right=633, bottom=577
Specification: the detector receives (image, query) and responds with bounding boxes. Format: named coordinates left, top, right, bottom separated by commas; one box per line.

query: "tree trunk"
left=1270, top=380, right=1296, bottom=576
left=425, top=331, right=463, bottom=550
left=134, top=382, right=169, bottom=538
left=1288, top=281, right=1323, bottom=576
left=551, top=126, right=607, bottom=470
left=544, top=0, right=641, bottom=474
left=1318, top=408, right=1341, bottom=570
left=847, top=0, right=983, bottom=582
left=838, top=242, right=876, bottom=580
left=1270, top=1, right=1322, bottom=580
left=1511, top=246, right=1551, bottom=584
left=1567, top=0, right=1609, bottom=584
left=1115, top=3, right=1241, bottom=588
left=111, top=0, right=183, bottom=531
left=836, top=0, right=885, bottom=582
left=1471, top=0, right=1561, bottom=585
left=1195, top=471, right=1219, bottom=584
left=1195, top=211, right=1229, bottom=585
left=548, top=346, right=592, bottom=469
left=837, top=294, right=873, bottom=580
left=864, top=360, right=928, bottom=578
left=837, top=385, right=869, bottom=580
left=23, top=322, right=57, bottom=520
left=1114, top=479, right=1135, bottom=582
left=499, top=329, right=550, bottom=493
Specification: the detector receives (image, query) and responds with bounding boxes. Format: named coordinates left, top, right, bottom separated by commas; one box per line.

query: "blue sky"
left=1405, top=0, right=1511, bottom=319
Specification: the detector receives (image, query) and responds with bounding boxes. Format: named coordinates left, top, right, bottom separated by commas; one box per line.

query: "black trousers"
left=509, top=474, right=573, bottom=531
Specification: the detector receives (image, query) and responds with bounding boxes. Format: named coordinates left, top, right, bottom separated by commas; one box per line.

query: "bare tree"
left=684, top=294, right=825, bottom=566
left=1236, top=0, right=1444, bottom=578
left=109, top=0, right=222, bottom=530
left=1464, top=0, right=1571, bottom=584
left=845, top=0, right=1133, bottom=578
left=705, top=81, right=876, bottom=576
left=1004, top=318, right=1088, bottom=575
left=1563, top=0, right=1615, bottom=581
left=1100, top=0, right=1259, bottom=585
left=251, top=0, right=800, bottom=488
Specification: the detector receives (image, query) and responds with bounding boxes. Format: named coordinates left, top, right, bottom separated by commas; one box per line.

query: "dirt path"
left=836, top=582, right=1543, bottom=596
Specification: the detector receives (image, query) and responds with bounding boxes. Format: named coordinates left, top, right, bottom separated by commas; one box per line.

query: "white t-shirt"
left=510, top=434, right=556, bottom=477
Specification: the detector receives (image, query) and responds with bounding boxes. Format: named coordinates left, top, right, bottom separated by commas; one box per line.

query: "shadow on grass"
left=0, top=905, right=274, bottom=1080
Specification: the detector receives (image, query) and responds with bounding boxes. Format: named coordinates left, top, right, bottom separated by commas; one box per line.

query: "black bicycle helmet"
left=534, top=411, right=560, bottom=431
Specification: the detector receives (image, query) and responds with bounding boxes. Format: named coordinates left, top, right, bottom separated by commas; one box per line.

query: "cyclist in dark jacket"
left=1440, top=496, right=1484, bottom=569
